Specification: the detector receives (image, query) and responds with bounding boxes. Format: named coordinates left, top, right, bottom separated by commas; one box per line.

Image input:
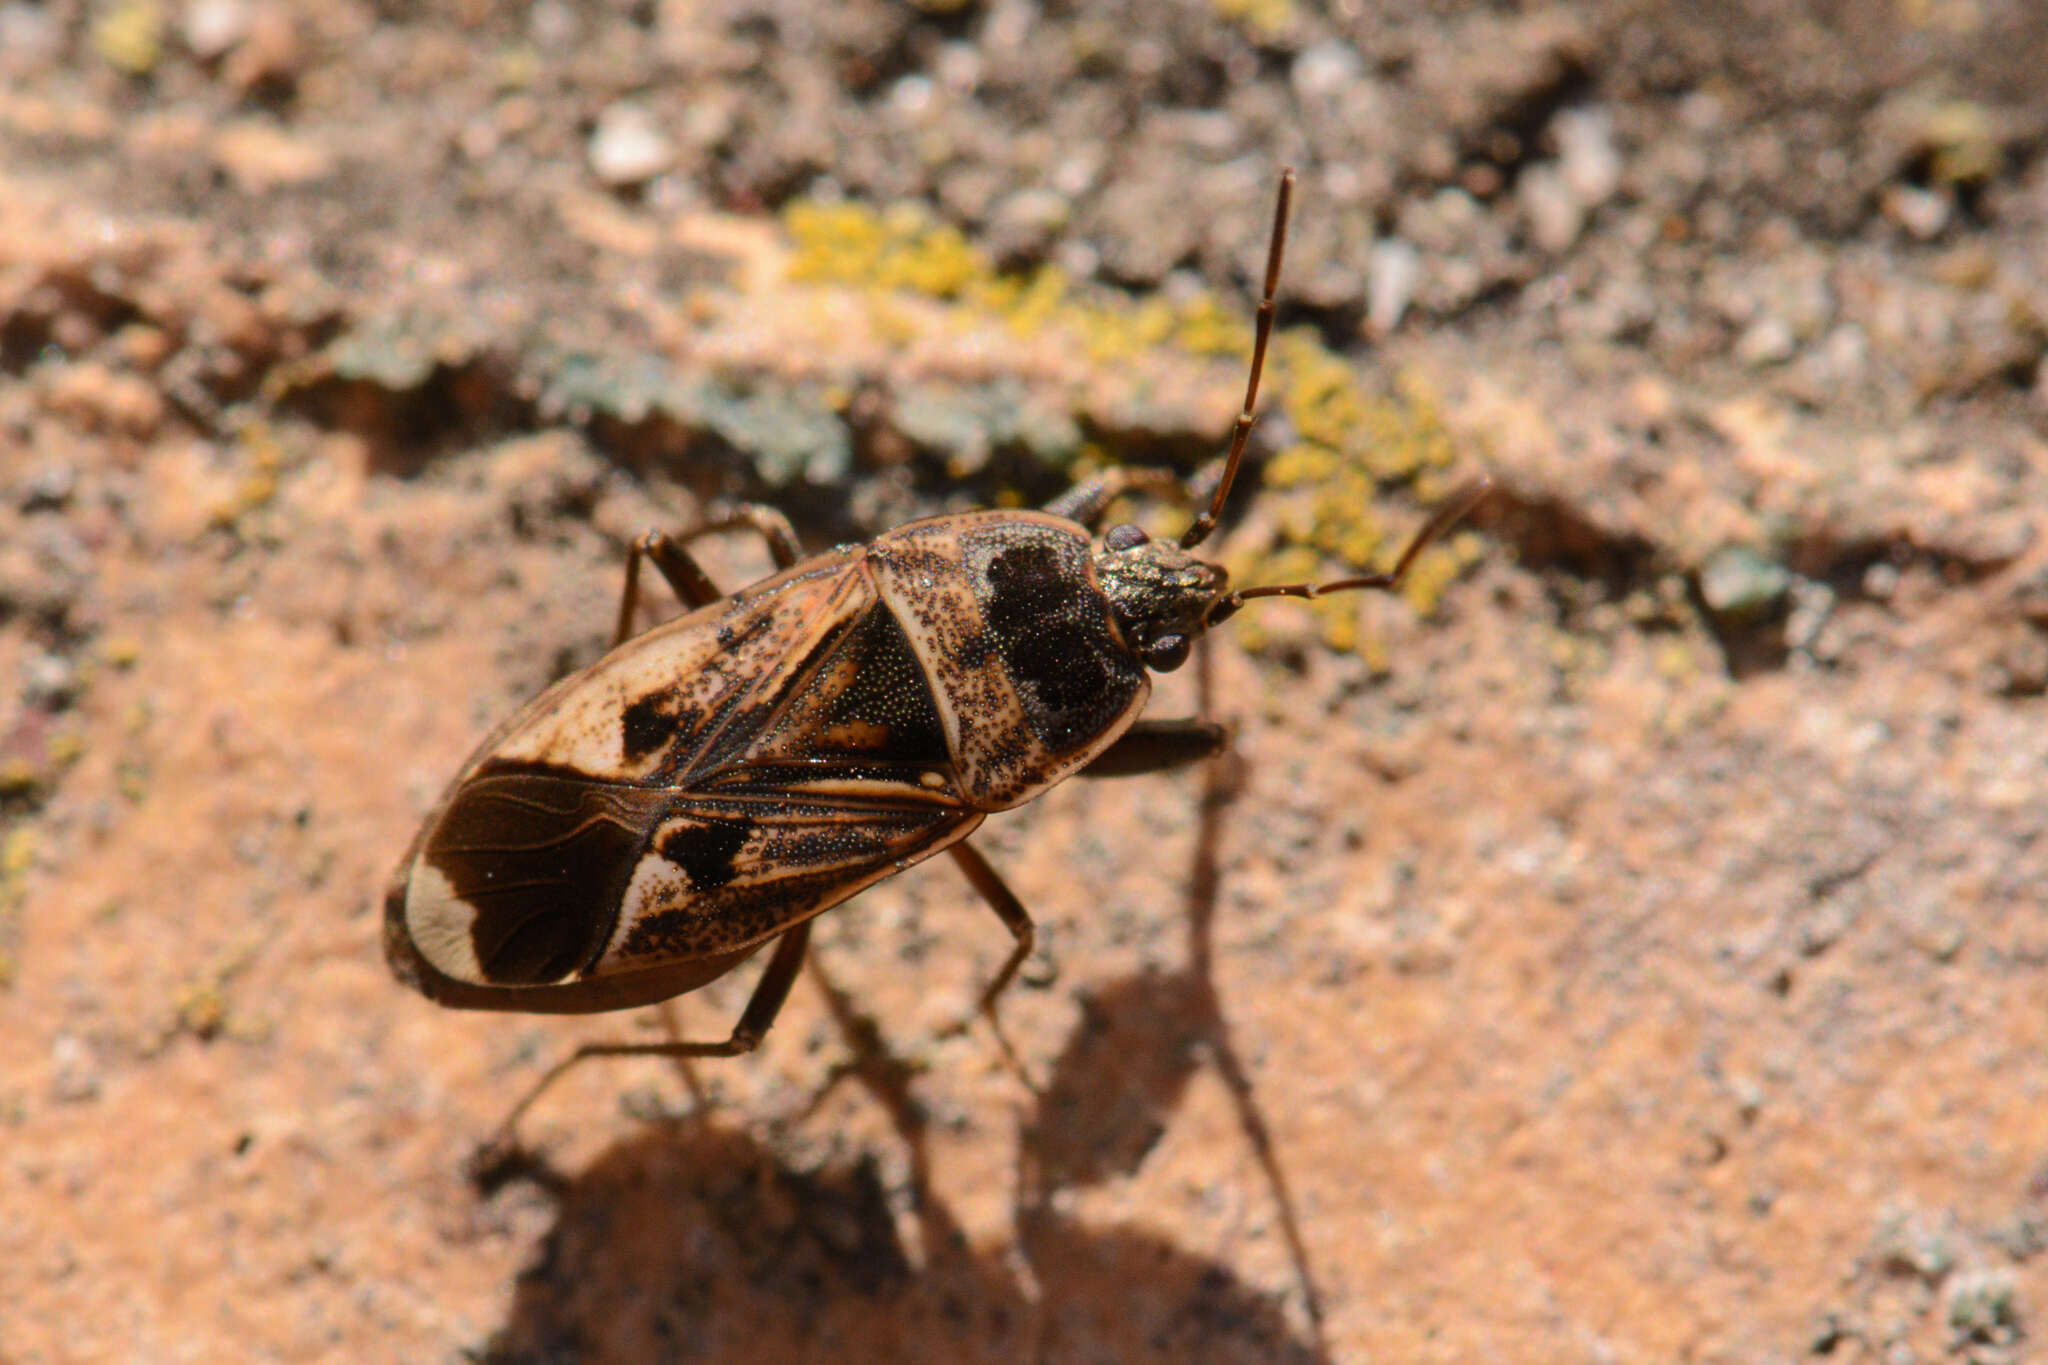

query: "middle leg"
left=941, top=840, right=1036, bottom=1032
left=612, top=504, right=805, bottom=644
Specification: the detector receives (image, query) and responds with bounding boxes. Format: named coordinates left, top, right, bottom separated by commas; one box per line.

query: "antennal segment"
left=1181, top=167, right=1295, bottom=552
left=1207, top=477, right=1495, bottom=623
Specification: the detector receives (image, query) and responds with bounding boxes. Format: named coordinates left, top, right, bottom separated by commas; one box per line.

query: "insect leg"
left=1041, top=467, right=1189, bottom=530
left=940, top=840, right=1036, bottom=1032
left=1075, top=718, right=1231, bottom=778
left=680, top=505, right=803, bottom=570
left=492, top=920, right=812, bottom=1139
left=612, top=506, right=805, bottom=644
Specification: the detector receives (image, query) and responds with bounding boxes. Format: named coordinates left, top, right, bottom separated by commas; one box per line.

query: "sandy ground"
left=5, top=1, right=2048, bottom=1361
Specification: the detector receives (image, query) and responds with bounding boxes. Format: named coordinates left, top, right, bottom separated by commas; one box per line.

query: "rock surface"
left=3, top=2, right=2047, bottom=1363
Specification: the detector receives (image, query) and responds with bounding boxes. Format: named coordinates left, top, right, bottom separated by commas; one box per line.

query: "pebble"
left=222, top=1, right=300, bottom=92
left=1367, top=237, right=1420, bottom=335
left=1882, top=184, right=1951, bottom=240
left=0, top=2, right=60, bottom=69
left=527, top=0, right=577, bottom=51
left=1291, top=40, right=1363, bottom=101
left=181, top=0, right=250, bottom=60
left=22, top=651, right=80, bottom=710
left=1993, top=626, right=2048, bottom=696
left=1520, top=163, right=1582, bottom=253
left=18, top=460, right=75, bottom=513
left=987, top=187, right=1070, bottom=261
left=49, top=1035, right=100, bottom=1105
left=1698, top=545, right=1790, bottom=621
left=1735, top=315, right=1796, bottom=368
left=588, top=101, right=674, bottom=187
left=1554, top=106, right=1620, bottom=208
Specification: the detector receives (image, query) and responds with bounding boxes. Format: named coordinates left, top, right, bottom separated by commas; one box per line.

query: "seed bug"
left=384, top=168, right=1491, bottom=1128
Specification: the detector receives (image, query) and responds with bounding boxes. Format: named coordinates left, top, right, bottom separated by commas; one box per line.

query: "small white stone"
left=588, top=101, right=674, bottom=187
left=1291, top=39, right=1363, bottom=101
left=1520, top=163, right=1583, bottom=253
left=182, top=0, right=251, bottom=59
left=0, top=4, right=60, bottom=64
left=888, top=74, right=934, bottom=117
left=1735, top=316, right=1796, bottom=368
left=528, top=0, right=577, bottom=51
left=49, top=1035, right=99, bottom=1104
left=1555, top=106, right=1620, bottom=207
left=1367, top=237, right=1420, bottom=335
left=1882, top=183, right=1951, bottom=240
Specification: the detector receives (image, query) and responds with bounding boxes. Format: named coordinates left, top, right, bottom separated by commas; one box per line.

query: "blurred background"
left=4, top=1, right=2048, bottom=1361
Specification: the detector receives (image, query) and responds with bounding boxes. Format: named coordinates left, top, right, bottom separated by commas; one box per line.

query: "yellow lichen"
left=1653, top=637, right=1697, bottom=681
left=1173, top=292, right=1253, bottom=358
left=0, top=760, right=40, bottom=798
left=173, top=981, right=227, bottom=1041
left=44, top=729, right=85, bottom=770
left=93, top=0, right=162, bottom=76
left=779, top=191, right=1481, bottom=660
left=1213, top=0, right=1297, bottom=41
left=0, top=827, right=35, bottom=881
left=208, top=424, right=283, bottom=530
left=116, top=758, right=149, bottom=804
left=785, top=200, right=984, bottom=299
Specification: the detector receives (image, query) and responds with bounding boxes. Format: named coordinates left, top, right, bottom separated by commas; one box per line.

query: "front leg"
left=1077, top=718, right=1231, bottom=778
left=1042, top=467, right=1189, bottom=531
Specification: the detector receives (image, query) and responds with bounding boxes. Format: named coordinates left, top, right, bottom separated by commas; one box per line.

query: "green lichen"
left=536, top=353, right=852, bottom=487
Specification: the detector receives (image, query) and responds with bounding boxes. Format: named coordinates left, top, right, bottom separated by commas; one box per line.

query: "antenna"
left=1180, top=167, right=1294, bottom=551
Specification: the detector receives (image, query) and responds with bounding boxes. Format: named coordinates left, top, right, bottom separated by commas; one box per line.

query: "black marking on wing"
left=682, top=582, right=869, bottom=783
left=715, top=609, right=774, bottom=653
left=424, top=770, right=672, bottom=985
left=621, top=694, right=678, bottom=760
left=608, top=555, right=869, bottom=782
left=657, top=816, right=749, bottom=890
left=617, top=798, right=974, bottom=963
left=810, top=603, right=952, bottom=763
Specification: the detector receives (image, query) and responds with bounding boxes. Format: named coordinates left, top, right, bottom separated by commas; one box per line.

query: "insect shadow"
left=1015, top=647, right=1328, bottom=1345
left=483, top=659, right=1329, bottom=1364
left=485, top=1116, right=1326, bottom=1365
left=486, top=966, right=1328, bottom=1365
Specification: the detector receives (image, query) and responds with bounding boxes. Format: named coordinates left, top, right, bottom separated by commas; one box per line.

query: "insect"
left=384, top=169, right=1491, bottom=1126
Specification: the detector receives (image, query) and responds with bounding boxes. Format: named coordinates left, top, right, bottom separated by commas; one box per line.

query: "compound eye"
left=1143, top=633, right=1192, bottom=672
left=1103, top=522, right=1149, bottom=552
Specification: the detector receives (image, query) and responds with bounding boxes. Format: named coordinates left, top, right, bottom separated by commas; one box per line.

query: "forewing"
left=392, top=546, right=992, bottom=1010
left=588, top=794, right=982, bottom=978
left=397, top=767, right=981, bottom=1007
left=486, top=551, right=871, bottom=785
